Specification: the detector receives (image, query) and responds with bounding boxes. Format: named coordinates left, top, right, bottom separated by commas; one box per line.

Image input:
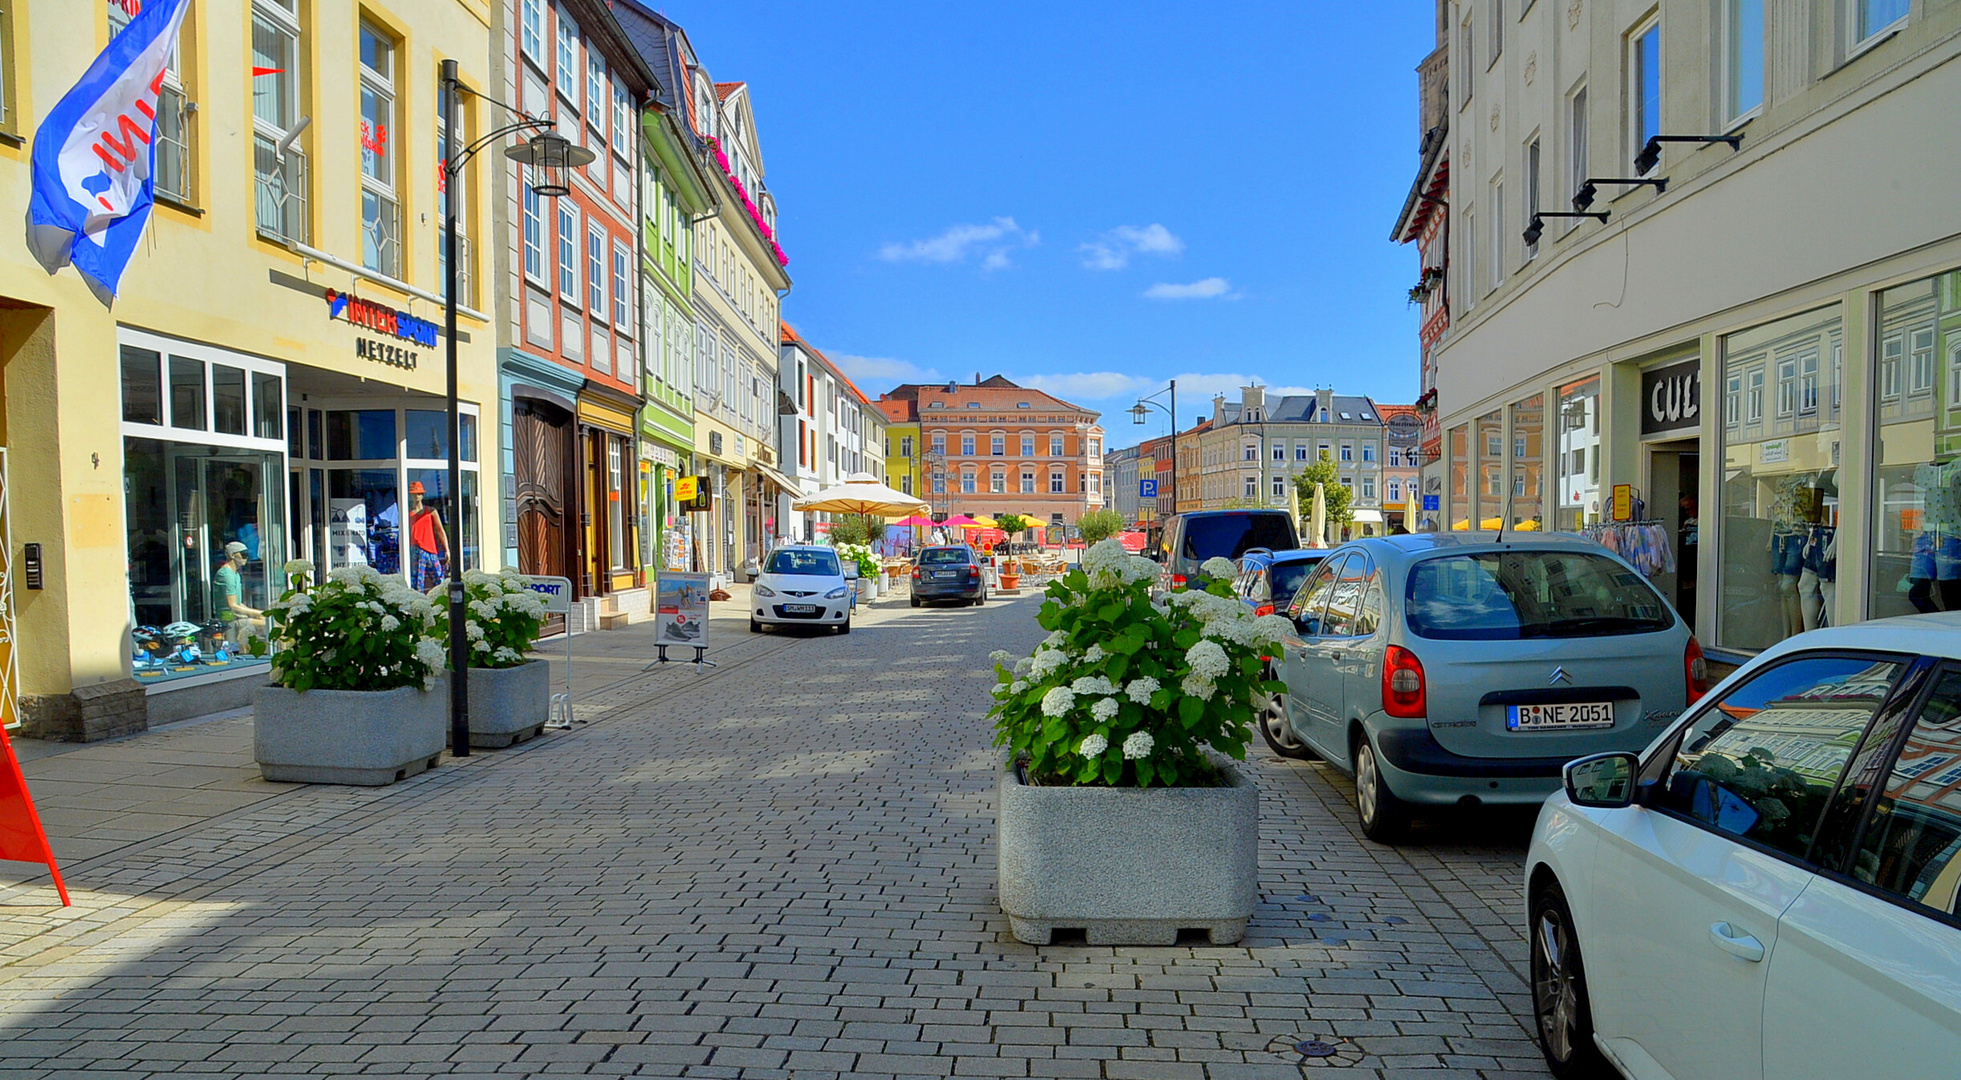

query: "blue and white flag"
left=25, top=0, right=192, bottom=307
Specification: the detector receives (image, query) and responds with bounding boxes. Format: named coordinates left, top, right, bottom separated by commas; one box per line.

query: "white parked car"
left=749, top=545, right=853, bottom=634
left=1525, top=613, right=1961, bottom=1078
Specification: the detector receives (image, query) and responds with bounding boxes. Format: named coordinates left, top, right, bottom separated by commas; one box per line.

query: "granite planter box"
left=467, top=659, right=549, bottom=748
left=997, top=758, right=1259, bottom=946
left=254, top=679, right=447, bottom=786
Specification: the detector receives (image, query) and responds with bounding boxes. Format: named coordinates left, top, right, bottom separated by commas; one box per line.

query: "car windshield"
left=1180, top=514, right=1296, bottom=562
left=919, top=547, right=971, bottom=566
left=1404, top=550, right=1673, bottom=640
left=765, top=549, right=841, bottom=577
left=1269, top=557, right=1324, bottom=604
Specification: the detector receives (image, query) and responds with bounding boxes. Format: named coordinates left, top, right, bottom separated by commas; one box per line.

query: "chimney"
left=974, top=372, right=982, bottom=386
left=1241, top=384, right=1265, bottom=422
left=1212, top=394, right=1228, bottom=426
left=1316, top=387, right=1335, bottom=423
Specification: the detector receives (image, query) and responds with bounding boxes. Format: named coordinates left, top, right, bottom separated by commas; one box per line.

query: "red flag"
left=0, top=725, right=70, bottom=906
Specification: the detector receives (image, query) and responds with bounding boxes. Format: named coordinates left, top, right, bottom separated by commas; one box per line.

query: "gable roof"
left=780, top=322, right=871, bottom=406
left=715, top=81, right=744, bottom=101
left=1392, top=122, right=1450, bottom=243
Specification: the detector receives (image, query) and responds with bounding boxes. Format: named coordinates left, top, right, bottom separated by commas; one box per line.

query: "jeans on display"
left=1772, top=531, right=1807, bottom=577
left=1910, top=531, right=1961, bottom=581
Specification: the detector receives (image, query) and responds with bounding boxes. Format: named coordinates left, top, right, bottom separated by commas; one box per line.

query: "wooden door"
left=512, top=401, right=570, bottom=591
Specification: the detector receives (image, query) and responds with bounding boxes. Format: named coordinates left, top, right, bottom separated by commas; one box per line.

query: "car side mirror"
left=1564, top=753, right=1638, bottom=809
left=844, top=565, right=860, bottom=580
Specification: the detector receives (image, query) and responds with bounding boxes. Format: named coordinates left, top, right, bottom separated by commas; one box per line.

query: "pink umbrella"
left=891, top=515, right=935, bottom=528
left=1117, top=531, right=1148, bottom=552
left=941, top=515, right=979, bottom=527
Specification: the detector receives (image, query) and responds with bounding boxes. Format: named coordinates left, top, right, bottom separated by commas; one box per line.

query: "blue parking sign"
left=1139, top=478, right=1158, bottom=498
left=1423, top=494, right=1441, bottom=511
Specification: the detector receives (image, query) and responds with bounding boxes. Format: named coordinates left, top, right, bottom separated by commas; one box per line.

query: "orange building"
left=876, top=377, right=1104, bottom=528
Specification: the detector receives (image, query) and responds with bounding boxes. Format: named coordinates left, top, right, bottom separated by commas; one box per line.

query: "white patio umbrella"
left=792, top=472, right=930, bottom=517
left=1310, top=483, right=1328, bottom=547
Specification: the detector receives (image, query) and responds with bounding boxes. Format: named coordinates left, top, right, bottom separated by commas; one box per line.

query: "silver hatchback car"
left=1268, top=533, right=1705, bottom=842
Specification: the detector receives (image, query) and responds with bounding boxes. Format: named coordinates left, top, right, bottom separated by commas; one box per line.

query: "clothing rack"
left=1582, top=519, right=1675, bottom=579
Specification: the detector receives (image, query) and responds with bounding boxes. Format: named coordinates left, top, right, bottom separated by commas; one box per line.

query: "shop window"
left=1510, top=395, right=1543, bottom=528
left=1450, top=423, right=1471, bottom=529
left=169, top=357, right=206, bottom=431
left=327, top=409, right=398, bottom=460
left=253, top=374, right=283, bottom=441
left=1476, top=410, right=1503, bottom=520
left=122, top=346, right=163, bottom=426
left=1871, top=269, right=1961, bottom=624
left=1718, top=304, right=1843, bottom=652
left=212, top=365, right=248, bottom=436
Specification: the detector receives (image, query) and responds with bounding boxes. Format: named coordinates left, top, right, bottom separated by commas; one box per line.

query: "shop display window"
left=1469, top=411, right=1502, bottom=530
left=1556, top=376, right=1601, bottom=529
left=1871, top=269, right=1961, bottom=621
left=125, top=438, right=285, bottom=683
left=1449, top=423, right=1470, bottom=529
left=1718, top=304, right=1842, bottom=652
left=1509, top=395, right=1544, bottom=529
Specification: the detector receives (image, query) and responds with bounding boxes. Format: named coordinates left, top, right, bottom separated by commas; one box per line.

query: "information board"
left=519, top=575, right=573, bottom=614
left=655, top=572, right=712, bottom=647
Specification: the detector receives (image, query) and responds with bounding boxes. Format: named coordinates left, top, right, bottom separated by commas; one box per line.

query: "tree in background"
left=826, top=514, right=886, bottom=547
left=1219, top=496, right=1267, bottom=510
left=997, top=513, right=1034, bottom=544
left=1076, top=508, right=1126, bottom=545
left=1291, top=452, right=1353, bottom=539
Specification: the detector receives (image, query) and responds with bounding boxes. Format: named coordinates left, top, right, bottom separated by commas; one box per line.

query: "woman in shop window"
left=408, top=482, right=451, bottom=591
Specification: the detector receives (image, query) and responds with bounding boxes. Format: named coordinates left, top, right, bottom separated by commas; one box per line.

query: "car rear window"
left=1404, top=550, right=1673, bottom=640
left=766, top=549, right=840, bottom=576
left=919, top=547, right=970, bottom=566
left=1180, top=514, right=1297, bottom=563
left=1269, top=557, right=1324, bottom=605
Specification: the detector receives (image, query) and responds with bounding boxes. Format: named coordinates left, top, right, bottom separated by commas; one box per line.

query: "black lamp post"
left=1129, top=379, right=1177, bottom=521
left=440, top=60, right=594, bottom=757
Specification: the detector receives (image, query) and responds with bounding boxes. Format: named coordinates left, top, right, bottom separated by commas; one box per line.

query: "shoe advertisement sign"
left=656, top=573, right=712, bottom=647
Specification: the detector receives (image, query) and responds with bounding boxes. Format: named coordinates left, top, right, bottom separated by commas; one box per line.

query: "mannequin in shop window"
left=408, top=482, right=450, bottom=591
left=212, top=541, right=265, bottom=630
left=1771, top=472, right=1837, bottom=637
left=1908, top=459, right=1961, bottom=614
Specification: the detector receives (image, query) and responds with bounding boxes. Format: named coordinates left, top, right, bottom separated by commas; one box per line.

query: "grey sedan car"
left=1267, top=533, right=1704, bottom=842
left=909, top=545, right=987, bottom=606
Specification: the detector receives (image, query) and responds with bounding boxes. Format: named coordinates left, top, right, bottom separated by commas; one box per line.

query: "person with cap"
left=212, top=541, right=264, bottom=628
left=408, top=481, right=450, bottom=590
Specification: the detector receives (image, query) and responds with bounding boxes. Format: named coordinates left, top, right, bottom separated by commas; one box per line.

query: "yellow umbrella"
left=1514, top=520, right=1542, bottom=531
left=969, top=515, right=999, bottom=528
left=1309, top=484, right=1327, bottom=547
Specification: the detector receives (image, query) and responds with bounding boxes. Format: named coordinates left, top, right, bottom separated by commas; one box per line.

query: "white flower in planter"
left=1091, top=697, right=1121, bottom=722
left=1030, top=649, right=1068, bottom=678
left=380, top=614, right=401, bottom=633
left=494, top=647, right=521, bottom=664
left=1186, top=639, right=1230, bottom=681
left=1254, top=614, right=1294, bottom=642
left=283, top=559, right=314, bottom=576
left=1083, top=644, right=1107, bottom=663
left=1009, top=679, right=1027, bottom=694
left=1200, top=556, right=1238, bottom=578
left=1126, top=677, right=1160, bottom=704
left=415, top=638, right=446, bottom=670
left=1078, top=733, right=1109, bottom=757
left=1071, top=675, right=1116, bottom=696
left=990, top=650, right=1015, bottom=666
left=1122, top=731, right=1155, bottom=759
left=1181, top=674, right=1217, bottom=700
left=1041, top=686, right=1077, bottom=717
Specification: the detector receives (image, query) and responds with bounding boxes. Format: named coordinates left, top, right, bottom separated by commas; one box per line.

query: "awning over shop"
left=1351, top=508, right=1385, bottom=524
left=755, top=464, right=805, bottom=499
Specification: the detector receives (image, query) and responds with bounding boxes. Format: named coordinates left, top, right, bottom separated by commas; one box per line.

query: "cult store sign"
left=1642, top=359, right=1701, bottom=436
left=325, top=289, right=439, bottom=370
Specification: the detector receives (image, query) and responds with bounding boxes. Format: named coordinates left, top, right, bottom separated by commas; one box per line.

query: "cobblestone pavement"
left=0, top=592, right=1551, bottom=1079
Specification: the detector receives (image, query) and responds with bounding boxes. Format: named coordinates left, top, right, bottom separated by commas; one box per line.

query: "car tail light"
left=1382, top=645, right=1426, bottom=719
left=911, top=567, right=920, bottom=579
left=1254, top=603, right=1275, bottom=617
left=1685, top=636, right=1709, bottom=705
left=967, top=566, right=981, bottom=578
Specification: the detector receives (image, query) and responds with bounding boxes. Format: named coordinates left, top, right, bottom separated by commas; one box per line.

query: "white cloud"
left=830, top=354, right=941, bottom=386
left=1143, top=277, right=1233, bottom=300
left=877, top=217, right=1038, bottom=269
left=1020, top=372, right=1161, bottom=401
left=1010, top=371, right=1319, bottom=412
left=1079, top=223, right=1184, bottom=270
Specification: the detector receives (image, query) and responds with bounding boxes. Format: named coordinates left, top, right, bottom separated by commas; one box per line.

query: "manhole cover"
left=1266, top=1034, right=1364, bottom=1068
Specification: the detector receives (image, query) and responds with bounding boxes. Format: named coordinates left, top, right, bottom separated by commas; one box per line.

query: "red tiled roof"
left=715, top=81, right=743, bottom=101
left=875, top=398, right=915, bottom=424
left=780, top=322, right=871, bottom=406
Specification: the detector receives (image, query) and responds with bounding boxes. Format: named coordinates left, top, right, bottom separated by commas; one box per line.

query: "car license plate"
left=934, top=571, right=958, bottom=579
left=1507, top=702, right=1615, bottom=731
left=783, top=604, right=817, bottom=614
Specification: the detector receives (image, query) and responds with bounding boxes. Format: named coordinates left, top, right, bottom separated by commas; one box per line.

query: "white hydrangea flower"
left=1122, top=731, right=1155, bottom=759
left=1030, top=649, right=1068, bottom=677
left=1008, top=679, right=1027, bottom=695
left=990, top=650, right=1016, bottom=666
left=474, top=640, right=492, bottom=653
left=1091, top=697, right=1121, bottom=722
left=1181, top=674, right=1217, bottom=700
left=414, top=638, right=446, bottom=670
left=1041, top=686, right=1077, bottom=718
left=1254, top=614, right=1294, bottom=642
left=1185, top=639, right=1231, bottom=681
left=327, top=566, right=365, bottom=585
left=283, top=559, right=314, bottom=576
left=466, top=621, right=485, bottom=641
left=1070, top=675, right=1116, bottom=696
left=494, top=647, right=521, bottom=664
left=463, top=568, right=496, bottom=586
left=1200, top=556, right=1238, bottom=578
left=1083, top=644, right=1107, bottom=663
left=1122, top=556, right=1161, bottom=584
left=379, top=614, right=401, bottom=633
left=284, top=593, right=313, bottom=615
left=1043, top=630, right=1068, bottom=648
left=1078, top=733, right=1109, bottom=757
left=1126, top=677, right=1160, bottom=704
left=1013, top=657, right=1034, bottom=677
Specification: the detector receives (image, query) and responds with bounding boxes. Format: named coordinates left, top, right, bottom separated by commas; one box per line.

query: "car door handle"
left=1707, top=922, right=1765, bottom=963
left=1328, top=651, right=1344, bottom=661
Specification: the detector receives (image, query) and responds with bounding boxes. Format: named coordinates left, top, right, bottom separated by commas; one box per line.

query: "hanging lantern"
left=505, top=129, right=594, bottom=198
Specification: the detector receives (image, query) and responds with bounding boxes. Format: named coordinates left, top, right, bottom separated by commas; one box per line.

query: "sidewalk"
left=0, top=582, right=933, bottom=900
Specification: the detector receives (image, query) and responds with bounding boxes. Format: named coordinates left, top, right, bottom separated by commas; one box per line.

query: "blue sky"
left=663, top=2, right=1435, bottom=448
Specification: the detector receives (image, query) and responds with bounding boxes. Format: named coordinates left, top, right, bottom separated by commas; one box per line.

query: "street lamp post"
left=1129, top=379, right=1176, bottom=522
left=440, top=59, right=594, bottom=757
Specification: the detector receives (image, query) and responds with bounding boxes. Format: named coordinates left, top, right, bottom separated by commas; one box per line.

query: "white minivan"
left=1524, top=613, right=1961, bottom=1079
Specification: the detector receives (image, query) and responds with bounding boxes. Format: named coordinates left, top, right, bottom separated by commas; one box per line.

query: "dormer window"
left=966, top=402, right=980, bottom=409
left=1340, top=412, right=1352, bottom=420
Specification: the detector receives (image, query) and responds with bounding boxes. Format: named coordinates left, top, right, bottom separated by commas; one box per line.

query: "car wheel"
left=910, top=595, right=921, bottom=608
left=838, top=616, right=852, bottom=635
left=975, top=591, right=987, bottom=606
left=1256, top=677, right=1314, bottom=760
left=1530, top=881, right=1614, bottom=1079
left=1353, top=737, right=1412, bottom=844
left=749, top=618, right=763, bottom=634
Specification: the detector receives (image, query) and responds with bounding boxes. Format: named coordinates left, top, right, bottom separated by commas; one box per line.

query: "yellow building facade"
left=1, top=1, right=500, bottom=735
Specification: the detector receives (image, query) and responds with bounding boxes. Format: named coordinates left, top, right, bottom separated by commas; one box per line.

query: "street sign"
left=519, top=575, right=573, bottom=613
left=1422, top=495, right=1441, bottom=512
left=1139, top=478, right=1158, bottom=498
left=1386, top=414, right=1422, bottom=444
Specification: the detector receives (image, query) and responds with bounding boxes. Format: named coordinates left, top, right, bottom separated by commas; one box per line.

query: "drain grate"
left=1267, top=1033, right=1364, bottom=1068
